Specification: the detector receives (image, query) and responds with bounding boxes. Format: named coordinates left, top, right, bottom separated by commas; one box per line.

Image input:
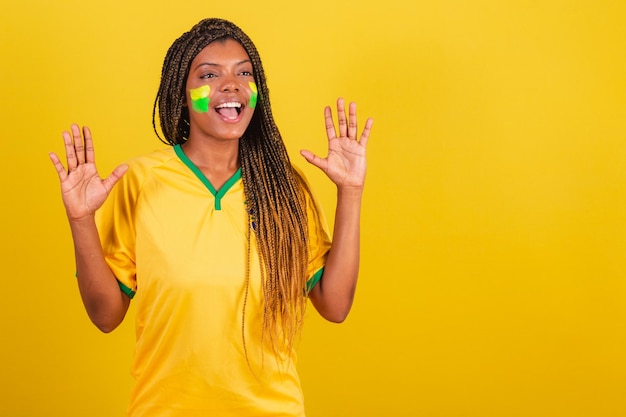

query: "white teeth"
left=215, top=102, right=242, bottom=109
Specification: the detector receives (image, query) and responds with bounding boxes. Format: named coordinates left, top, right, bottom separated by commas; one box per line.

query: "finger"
left=336, top=97, right=347, bottom=138
left=71, top=124, right=86, bottom=165
left=359, top=118, right=374, bottom=148
left=324, top=106, right=337, bottom=140
left=348, top=102, right=357, bottom=140
left=62, top=129, right=78, bottom=172
left=48, top=152, right=68, bottom=181
left=83, top=126, right=95, bottom=164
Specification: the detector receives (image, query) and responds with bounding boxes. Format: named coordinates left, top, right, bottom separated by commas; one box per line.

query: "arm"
left=49, top=124, right=130, bottom=332
left=300, top=98, right=373, bottom=323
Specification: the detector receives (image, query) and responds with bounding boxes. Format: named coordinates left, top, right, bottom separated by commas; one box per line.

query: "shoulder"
left=125, top=147, right=177, bottom=172
left=291, top=164, right=313, bottom=191
left=290, top=164, right=327, bottom=215
left=113, top=147, right=178, bottom=195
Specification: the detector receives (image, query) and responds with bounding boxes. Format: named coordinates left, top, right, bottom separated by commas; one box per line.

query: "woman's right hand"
left=49, top=124, right=128, bottom=221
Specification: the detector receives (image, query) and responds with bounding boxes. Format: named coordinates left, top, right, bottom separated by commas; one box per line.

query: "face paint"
left=248, top=82, right=258, bottom=109
left=189, top=85, right=211, bottom=113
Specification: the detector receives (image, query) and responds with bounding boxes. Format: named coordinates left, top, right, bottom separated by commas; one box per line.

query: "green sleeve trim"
left=117, top=280, right=136, bottom=299
left=75, top=272, right=135, bottom=299
left=306, top=267, right=325, bottom=293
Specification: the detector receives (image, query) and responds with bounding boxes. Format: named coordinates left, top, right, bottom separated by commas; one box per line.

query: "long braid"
left=153, top=18, right=315, bottom=358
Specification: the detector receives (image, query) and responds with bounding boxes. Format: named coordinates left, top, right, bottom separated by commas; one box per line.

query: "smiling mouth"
left=215, top=102, right=243, bottom=118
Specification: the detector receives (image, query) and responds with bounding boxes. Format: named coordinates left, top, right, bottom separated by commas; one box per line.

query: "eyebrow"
left=193, top=59, right=252, bottom=71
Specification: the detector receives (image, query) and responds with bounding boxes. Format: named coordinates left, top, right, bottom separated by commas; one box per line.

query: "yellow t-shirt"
left=97, top=145, right=331, bottom=417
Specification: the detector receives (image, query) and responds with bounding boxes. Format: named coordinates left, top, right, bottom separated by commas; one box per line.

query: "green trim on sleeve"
left=76, top=272, right=135, bottom=299
left=306, top=267, right=325, bottom=293
left=117, top=280, right=136, bottom=299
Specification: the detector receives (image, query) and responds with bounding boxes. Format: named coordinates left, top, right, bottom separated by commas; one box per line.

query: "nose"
left=219, top=74, right=239, bottom=92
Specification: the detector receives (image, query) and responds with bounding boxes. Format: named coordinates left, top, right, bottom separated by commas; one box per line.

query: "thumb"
left=102, top=163, right=129, bottom=192
left=300, top=150, right=326, bottom=171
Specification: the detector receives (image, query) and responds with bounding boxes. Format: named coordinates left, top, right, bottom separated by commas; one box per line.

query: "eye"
left=200, top=73, right=217, bottom=79
left=239, top=70, right=253, bottom=77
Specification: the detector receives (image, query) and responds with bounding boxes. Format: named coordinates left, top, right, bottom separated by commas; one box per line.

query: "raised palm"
left=49, top=124, right=127, bottom=221
left=300, top=98, right=373, bottom=189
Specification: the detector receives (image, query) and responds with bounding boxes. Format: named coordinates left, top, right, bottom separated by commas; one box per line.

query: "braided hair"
left=153, top=18, right=314, bottom=358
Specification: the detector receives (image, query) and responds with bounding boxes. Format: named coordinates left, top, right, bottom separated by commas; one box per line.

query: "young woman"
left=49, top=18, right=373, bottom=417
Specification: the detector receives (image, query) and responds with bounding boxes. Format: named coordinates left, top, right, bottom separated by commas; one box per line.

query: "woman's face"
left=185, top=39, right=257, bottom=143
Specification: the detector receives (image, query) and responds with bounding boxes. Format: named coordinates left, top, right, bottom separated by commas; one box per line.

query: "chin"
left=216, top=132, right=246, bottom=142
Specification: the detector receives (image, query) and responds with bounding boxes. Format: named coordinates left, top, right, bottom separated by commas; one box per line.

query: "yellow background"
left=2, top=1, right=626, bottom=416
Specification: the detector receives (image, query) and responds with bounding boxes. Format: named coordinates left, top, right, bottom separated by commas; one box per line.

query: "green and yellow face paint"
left=248, top=82, right=258, bottom=109
left=189, top=85, right=211, bottom=113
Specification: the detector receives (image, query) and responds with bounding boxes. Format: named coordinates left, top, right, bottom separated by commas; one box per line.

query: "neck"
left=181, top=138, right=240, bottom=190
left=182, top=137, right=239, bottom=170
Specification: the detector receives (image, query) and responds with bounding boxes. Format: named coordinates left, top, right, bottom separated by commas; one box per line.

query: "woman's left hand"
left=300, top=98, right=373, bottom=189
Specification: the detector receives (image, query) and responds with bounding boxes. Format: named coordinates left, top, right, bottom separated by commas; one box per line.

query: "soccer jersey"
left=96, top=145, right=331, bottom=417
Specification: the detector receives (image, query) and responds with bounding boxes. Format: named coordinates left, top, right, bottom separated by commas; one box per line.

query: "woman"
left=49, top=17, right=373, bottom=417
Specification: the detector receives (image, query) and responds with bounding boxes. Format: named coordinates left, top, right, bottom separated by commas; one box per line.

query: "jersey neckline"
left=174, top=144, right=242, bottom=210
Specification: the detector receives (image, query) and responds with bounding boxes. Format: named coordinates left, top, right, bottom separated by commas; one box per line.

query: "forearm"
left=310, top=186, right=362, bottom=322
left=69, top=216, right=129, bottom=332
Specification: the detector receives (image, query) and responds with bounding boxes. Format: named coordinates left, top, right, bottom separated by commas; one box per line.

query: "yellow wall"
left=2, top=1, right=625, bottom=416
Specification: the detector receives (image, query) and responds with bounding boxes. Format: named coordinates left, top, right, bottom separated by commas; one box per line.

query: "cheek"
left=248, top=82, right=258, bottom=109
left=189, top=85, right=211, bottom=113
